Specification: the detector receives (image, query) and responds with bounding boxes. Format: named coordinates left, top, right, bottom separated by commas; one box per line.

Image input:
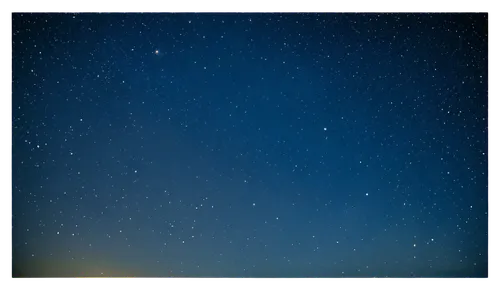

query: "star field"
left=12, top=13, right=488, bottom=277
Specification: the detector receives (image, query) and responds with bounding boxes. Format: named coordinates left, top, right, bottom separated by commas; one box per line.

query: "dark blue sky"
left=12, top=13, right=488, bottom=277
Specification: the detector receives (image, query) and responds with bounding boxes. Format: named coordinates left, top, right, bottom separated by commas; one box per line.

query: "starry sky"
left=12, top=13, right=488, bottom=278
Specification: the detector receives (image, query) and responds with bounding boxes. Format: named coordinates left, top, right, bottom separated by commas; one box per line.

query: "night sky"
left=12, top=13, right=488, bottom=277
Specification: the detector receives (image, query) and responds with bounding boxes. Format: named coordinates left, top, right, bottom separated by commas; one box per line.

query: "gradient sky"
left=12, top=13, right=488, bottom=277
